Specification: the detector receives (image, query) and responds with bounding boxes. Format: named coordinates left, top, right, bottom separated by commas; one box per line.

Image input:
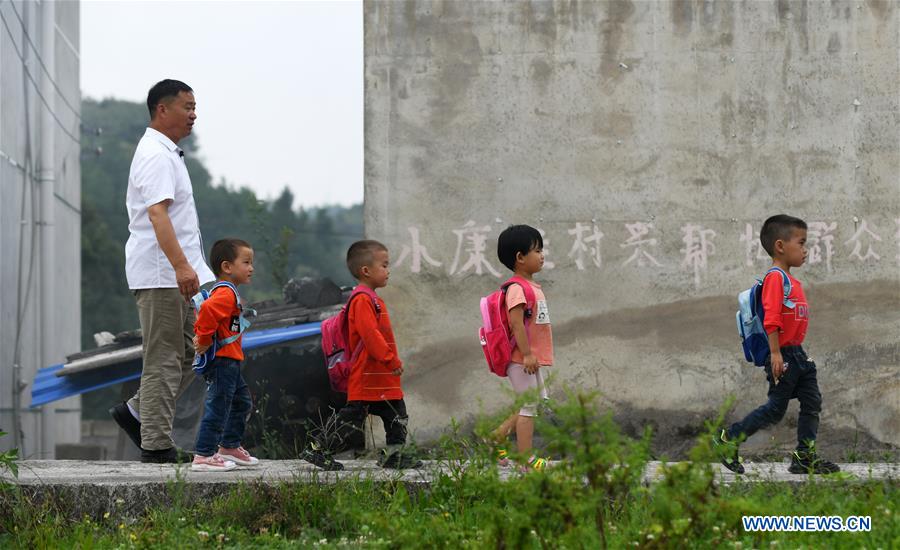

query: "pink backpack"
left=478, top=276, right=536, bottom=377
left=321, top=285, right=381, bottom=392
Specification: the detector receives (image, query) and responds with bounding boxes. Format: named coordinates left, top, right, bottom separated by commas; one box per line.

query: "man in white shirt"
left=110, top=79, right=215, bottom=463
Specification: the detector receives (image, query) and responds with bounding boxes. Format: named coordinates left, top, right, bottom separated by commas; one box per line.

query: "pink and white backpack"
left=478, top=276, right=536, bottom=377
left=320, top=285, right=380, bottom=392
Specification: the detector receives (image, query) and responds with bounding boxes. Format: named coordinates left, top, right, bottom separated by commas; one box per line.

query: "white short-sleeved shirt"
left=124, top=127, right=215, bottom=289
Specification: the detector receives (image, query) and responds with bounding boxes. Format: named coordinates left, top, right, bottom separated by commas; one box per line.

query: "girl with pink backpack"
left=479, top=225, right=554, bottom=470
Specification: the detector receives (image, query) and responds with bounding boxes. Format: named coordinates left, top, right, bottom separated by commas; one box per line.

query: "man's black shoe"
left=109, top=402, right=142, bottom=450
left=140, top=447, right=184, bottom=464
left=379, top=449, right=423, bottom=470
left=712, top=429, right=745, bottom=474
left=301, top=445, right=344, bottom=471
left=788, top=450, right=840, bottom=474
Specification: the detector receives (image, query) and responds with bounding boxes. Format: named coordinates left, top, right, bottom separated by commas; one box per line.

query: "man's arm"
left=147, top=200, right=199, bottom=302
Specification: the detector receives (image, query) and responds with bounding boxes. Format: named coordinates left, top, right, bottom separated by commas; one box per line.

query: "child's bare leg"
left=492, top=413, right=518, bottom=443
left=515, top=414, right=534, bottom=454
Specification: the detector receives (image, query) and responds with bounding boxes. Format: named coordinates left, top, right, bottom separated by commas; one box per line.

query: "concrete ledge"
left=2, top=461, right=897, bottom=519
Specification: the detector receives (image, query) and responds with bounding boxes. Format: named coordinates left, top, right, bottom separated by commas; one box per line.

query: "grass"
left=1, top=393, right=897, bottom=549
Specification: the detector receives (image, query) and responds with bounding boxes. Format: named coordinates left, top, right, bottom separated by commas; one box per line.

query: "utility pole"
left=38, top=0, right=57, bottom=459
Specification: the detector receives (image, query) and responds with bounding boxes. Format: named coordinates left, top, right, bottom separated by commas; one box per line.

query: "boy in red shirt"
left=302, top=240, right=422, bottom=470
left=716, top=215, right=839, bottom=475
left=190, top=238, right=259, bottom=472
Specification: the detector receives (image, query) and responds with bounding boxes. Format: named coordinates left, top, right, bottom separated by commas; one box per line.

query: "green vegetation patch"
left=2, top=393, right=897, bottom=548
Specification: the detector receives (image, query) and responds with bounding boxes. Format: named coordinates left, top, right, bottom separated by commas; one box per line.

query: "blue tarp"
left=30, top=322, right=322, bottom=407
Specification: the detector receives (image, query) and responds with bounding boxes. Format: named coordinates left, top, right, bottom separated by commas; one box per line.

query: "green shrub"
left=0, top=395, right=897, bottom=549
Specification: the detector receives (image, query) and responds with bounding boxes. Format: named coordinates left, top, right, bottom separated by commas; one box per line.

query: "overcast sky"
left=80, top=0, right=363, bottom=208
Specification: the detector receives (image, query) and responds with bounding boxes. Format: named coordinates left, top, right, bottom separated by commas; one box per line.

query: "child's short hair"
left=760, top=215, right=807, bottom=257
left=497, top=225, right=543, bottom=271
left=347, top=239, right=388, bottom=279
left=210, top=238, right=252, bottom=277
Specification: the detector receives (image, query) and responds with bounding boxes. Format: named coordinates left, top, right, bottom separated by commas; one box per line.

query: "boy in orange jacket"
left=190, top=238, right=259, bottom=472
left=303, top=240, right=421, bottom=470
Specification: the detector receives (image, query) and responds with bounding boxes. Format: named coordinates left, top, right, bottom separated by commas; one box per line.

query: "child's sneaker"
left=496, top=448, right=511, bottom=467
left=217, top=446, right=259, bottom=466
left=301, top=442, right=344, bottom=471
left=379, top=449, right=423, bottom=469
left=526, top=455, right=549, bottom=471
left=788, top=450, right=840, bottom=474
left=712, top=429, right=745, bottom=474
left=191, top=454, right=237, bottom=472
left=516, top=455, right=550, bottom=474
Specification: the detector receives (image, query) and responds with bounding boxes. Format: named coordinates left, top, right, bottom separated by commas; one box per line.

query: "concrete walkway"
left=5, top=459, right=899, bottom=485
left=3, top=460, right=897, bottom=518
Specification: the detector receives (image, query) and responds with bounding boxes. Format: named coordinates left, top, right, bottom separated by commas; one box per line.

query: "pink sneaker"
left=217, top=446, right=259, bottom=466
left=191, top=453, right=236, bottom=472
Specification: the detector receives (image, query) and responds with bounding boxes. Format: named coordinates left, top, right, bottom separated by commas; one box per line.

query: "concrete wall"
left=364, top=0, right=899, bottom=455
left=1, top=0, right=81, bottom=457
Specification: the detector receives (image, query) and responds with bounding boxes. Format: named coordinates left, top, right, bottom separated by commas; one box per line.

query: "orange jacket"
left=194, top=285, right=244, bottom=361
left=346, top=291, right=403, bottom=402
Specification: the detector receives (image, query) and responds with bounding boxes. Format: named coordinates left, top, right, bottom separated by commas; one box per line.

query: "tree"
left=79, top=98, right=362, bottom=349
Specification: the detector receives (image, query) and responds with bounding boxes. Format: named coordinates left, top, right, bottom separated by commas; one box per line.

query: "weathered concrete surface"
left=363, top=1, right=900, bottom=455
left=1, top=0, right=82, bottom=458
left=3, top=460, right=898, bottom=518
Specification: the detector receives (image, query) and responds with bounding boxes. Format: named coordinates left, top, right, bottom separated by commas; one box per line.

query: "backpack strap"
left=347, top=285, right=381, bottom=316
left=210, top=281, right=241, bottom=305
left=343, top=285, right=382, bottom=336
left=344, top=285, right=382, bottom=362
left=765, top=267, right=796, bottom=309
left=209, top=281, right=251, bottom=346
left=499, top=276, right=537, bottom=353
left=501, top=276, right=537, bottom=322
left=190, top=288, right=210, bottom=311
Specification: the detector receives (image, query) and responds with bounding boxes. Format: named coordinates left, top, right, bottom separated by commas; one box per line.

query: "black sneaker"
left=140, top=447, right=181, bottom=464
left=712, top=429, right=745, bottom=474
left=788, top=450, right=840, bottom=474
left=109, top=402, right=142, bottom=450
left=378, top=449, right=423, bottom=470
left=301, top=445, right=344, bottom=471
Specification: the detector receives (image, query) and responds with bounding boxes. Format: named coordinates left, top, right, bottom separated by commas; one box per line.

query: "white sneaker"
left=191, top=453, right=237, bottom=472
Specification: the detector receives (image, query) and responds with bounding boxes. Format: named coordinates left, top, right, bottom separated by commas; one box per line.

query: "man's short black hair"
left=147, top=79, right=193, bottom=118
left=347, top=239, right=388, bottom=279
left=497, top=224, right=543, bottom=271
left=760, top=215, right=807, bottom=257
left=210, top=238, right=252, bottom=277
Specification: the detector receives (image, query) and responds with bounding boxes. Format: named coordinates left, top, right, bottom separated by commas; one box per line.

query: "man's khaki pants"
left=127, top=288, right=196, bottom=451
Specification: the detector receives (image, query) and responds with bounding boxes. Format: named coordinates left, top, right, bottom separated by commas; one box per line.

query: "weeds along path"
left=2, top=459, right=897, bottom=518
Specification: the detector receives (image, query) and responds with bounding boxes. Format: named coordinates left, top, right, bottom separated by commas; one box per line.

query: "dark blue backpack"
left=736, top=267, right=795, bottom=367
